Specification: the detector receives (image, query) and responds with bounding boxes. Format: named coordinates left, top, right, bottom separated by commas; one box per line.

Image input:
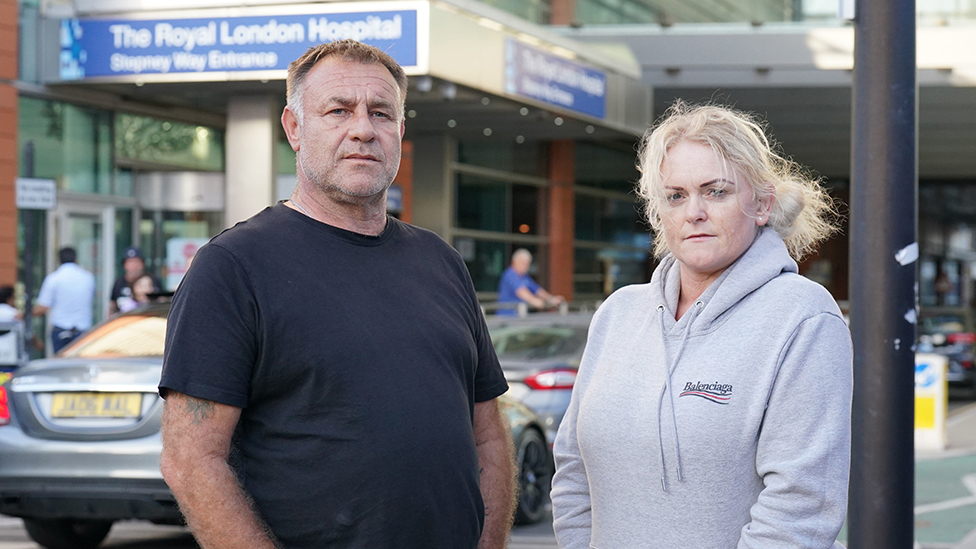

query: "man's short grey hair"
left=513, top=249, right=532, bottom=262
left=286, top=39, right=408, bottom=122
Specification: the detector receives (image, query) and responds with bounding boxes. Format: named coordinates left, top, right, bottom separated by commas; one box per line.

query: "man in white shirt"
left=32, top=247, right=96, bottom=353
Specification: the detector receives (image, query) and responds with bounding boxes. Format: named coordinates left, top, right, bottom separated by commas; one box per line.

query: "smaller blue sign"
left=504, top=38, right=606, bottom=120
left=59, top=8, right=419, bottom=81
left=386, top=184, right=403, bottom=213
left=915, top=361, right=936, bottom=389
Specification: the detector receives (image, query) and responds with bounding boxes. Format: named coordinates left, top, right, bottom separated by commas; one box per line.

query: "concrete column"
left=225, top=95, right=279, bottom=227
left=410, top=134, right=454, bottom=240
left=548, top=140, right=575, bottom=301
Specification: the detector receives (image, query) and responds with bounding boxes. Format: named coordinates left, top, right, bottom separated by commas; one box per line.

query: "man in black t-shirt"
left=109, top=247, right=161, bottom=314
left=158, top=40, right=516, bottom=549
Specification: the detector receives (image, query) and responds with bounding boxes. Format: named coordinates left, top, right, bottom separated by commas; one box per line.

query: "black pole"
left=21, top=141, right=35, bottom=357
left=847, top=0, right=917, bottom=546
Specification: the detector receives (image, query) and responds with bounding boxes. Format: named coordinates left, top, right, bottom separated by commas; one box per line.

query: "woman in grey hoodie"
left=551, top=102, right=852, bottom=549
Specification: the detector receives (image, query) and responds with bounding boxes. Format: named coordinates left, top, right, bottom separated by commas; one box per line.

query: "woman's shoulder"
left=757, top=272, right=844, bottom=320
left=588, top=283, right=654, bottom=329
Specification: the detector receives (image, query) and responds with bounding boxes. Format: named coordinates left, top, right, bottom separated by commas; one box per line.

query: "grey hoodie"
left=552, top=228, right=853, bottom=549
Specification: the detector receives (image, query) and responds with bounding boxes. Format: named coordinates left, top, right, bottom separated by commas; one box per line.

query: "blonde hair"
left=637, top=101, right=839, bottom=260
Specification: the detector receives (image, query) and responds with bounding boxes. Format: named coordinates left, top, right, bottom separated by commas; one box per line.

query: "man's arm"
left=515, top=287, right=564, bottom=310
left=473, top=398, right=516, bottom=549
left=514, top=287, right=547, bottom=309
left=160, top=391, right=278, bottom=549
left=533, top=288, right=564, bottom=306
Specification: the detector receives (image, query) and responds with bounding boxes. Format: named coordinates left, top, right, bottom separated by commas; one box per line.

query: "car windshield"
left=59, top=309, right=168, bottom=358
left=490, top=325, right=587, bottom=360
left=919, top=314, right=968, bottom=337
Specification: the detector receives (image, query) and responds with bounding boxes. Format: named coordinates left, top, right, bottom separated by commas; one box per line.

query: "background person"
left=0, top=286, right=16, bottom=322
left=109, top=247, right=161, bottom=314
left=32, top=247, right=96, bottom=354
left=551, top=102, right=852, bottom=548
left=117, top=274, right=157, bottom=313
left=159, top=40, right=515, bottom=549
left=497, top=248, right=565, bottom=316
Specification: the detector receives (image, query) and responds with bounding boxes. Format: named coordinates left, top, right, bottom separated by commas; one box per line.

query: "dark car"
left=487, top=311, right=594, bottom=446
left=0, top=303, right=552, bottom=549
left=918, top=306, right=976, bottom=396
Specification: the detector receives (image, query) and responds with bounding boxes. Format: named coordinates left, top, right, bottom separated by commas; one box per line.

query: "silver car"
left=488, top=311, right=594, bottom=446
left=0, top=303, right=177, bottom=549
left=0, top=302, right=553, bottom=549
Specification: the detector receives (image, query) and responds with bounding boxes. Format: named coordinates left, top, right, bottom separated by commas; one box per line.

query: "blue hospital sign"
left=59, top=5, right=422, bottom=81
left=504, top=38, right=606, bottom=120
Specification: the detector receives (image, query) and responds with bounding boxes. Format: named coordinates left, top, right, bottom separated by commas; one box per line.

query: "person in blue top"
left=497, top=248, right=565, bottom=316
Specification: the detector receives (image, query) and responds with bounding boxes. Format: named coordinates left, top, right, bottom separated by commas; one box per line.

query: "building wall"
left=0, top=0, right=17, bottom=286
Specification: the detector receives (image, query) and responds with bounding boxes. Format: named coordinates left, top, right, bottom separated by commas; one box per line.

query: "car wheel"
left=515, top=427, right=552, bottom=525
left=22, top=518, right=114, bottom=549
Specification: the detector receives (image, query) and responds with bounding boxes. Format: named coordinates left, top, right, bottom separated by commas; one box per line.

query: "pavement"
left=913, top=400, right=976, bottom=549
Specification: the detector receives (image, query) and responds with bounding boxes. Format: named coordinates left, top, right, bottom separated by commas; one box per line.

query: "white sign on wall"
left=16, top=178, right=57, bottom=210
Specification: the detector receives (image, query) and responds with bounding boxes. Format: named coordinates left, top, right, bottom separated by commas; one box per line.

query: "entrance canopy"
left=43, top=0, right=653, bottom=142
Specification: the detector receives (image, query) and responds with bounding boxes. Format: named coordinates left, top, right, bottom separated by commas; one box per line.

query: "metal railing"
left=480, top=299, right=603, bottom=317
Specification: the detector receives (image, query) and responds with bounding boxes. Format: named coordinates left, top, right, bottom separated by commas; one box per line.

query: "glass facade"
left=19, top=98, right=113, bottom=194
left=457, top=141, right=547, bottom=177
left=115, top=113, right=224, bottom=172
left=476, top=0, right=976, bottom=25
left=573, top=142, right=651, bottom=299
left=453, top=138, right=650, bottom=300
left=919, top=181, right=976, bottom=308
left=17, top=95, right=227, bottom=330
left=476, top=0, right=552, bottom=24
left=454, top=141, right=550, bottom=294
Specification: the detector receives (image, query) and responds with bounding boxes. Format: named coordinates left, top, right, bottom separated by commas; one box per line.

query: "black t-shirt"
left=159, top=204, right=508, bottom=549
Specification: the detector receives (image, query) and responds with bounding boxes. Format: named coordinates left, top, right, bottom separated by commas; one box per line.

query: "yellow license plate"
left=51, top=392, right=143, bottom=418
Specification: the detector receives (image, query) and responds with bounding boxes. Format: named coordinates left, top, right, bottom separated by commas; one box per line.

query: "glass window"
left=574, top=246, right=651, bottom=297
left=19, top=97, right=113, bottom=194
left=576, top=0, right=657, bottom=24
left=572, top=0, right=846, bottom=24
left=575, top=142, right=639, bottom=194
left=115, top=113, right=224, bottom=171
left=573, top=248, right=602, bottom=296
left=458, top=141, right=546, bottom=177
left=457, top=174, right=507, bottom=232
left=574, top=193, right=647, bottom=245
left=473, top=0, right=551, bottom=24
left=19, top=1, right=40, bottom=83
left=511, top=185, right=540, bottom=235
left=140, top=211, right=222, bottom=290
left=456, top=238, right=509, bottom=293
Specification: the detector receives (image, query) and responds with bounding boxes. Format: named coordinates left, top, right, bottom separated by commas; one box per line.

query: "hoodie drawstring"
left=656, top=300, right=703, bottom=491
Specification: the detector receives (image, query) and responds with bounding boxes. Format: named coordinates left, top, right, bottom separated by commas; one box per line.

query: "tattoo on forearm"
left=182, top=397, right=216, bottom=425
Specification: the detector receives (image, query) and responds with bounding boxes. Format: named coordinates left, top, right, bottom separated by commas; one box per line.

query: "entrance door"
left=48, top=199, right=116, bottom=326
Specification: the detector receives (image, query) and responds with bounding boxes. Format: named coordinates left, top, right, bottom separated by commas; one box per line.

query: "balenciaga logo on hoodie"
left=679, top=381, right=732, bottom=405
